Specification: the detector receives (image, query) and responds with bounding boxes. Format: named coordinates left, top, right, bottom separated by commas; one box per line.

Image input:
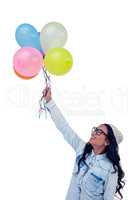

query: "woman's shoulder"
left=76, top=142, right=87, bottom=156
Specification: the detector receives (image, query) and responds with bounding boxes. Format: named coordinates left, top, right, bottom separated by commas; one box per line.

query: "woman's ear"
left=105, top=139, right=110, bottom=146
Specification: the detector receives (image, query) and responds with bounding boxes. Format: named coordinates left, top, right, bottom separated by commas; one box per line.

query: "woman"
left=43, top=87, right=125, bottom=200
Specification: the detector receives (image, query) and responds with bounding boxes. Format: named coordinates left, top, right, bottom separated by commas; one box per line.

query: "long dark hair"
left=74, top=123, right=125, bottom=199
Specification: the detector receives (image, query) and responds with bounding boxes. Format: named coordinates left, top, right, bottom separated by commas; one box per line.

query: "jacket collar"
left=91, top=149, right=107, bottom=160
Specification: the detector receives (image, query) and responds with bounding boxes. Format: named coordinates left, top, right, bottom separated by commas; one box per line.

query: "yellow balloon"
left=44, top=48, right=73, bottom=75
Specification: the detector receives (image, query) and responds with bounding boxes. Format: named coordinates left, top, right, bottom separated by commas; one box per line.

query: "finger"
left=43, top=88, right=48, bottom=96
left=47, top=89, right=51, bottom=95
left=43, top=86, right=49, bottom=92
left=47, top=87, right=51, bottom=92
left=42, top=87, right=51, bottom=97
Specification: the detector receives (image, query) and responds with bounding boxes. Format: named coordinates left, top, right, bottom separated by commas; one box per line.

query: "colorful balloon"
left=15, top=23, right=42, bottom=52
left=44, top=48, right=73, bottom=75
left=40, top=22, right=68, bottom=52
left=13, top=47, right=43, bottom=79
left=13, top=67, right=36, bottom=80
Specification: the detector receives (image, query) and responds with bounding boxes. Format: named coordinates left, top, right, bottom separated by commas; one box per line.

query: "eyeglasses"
left=91, top=127, right=107, bottom=136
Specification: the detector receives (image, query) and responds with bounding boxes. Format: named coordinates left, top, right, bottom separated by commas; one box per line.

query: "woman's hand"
left=43, top=86, right=52, bottom=103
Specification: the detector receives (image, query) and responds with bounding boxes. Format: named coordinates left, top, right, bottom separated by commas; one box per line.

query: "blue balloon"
left=15, top=23, right=42, bottom=52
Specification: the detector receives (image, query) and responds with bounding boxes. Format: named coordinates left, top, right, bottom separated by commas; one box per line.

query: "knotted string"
left=39, top=67, right=51, bottom=119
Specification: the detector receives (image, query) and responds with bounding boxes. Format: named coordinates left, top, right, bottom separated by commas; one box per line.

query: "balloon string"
left=39, top=66, right=51, bottom=119
left=42, top=67, right=51, bottom=88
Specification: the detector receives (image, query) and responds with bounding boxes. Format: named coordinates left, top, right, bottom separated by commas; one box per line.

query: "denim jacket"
left=44, top=99, right=118, bottom=200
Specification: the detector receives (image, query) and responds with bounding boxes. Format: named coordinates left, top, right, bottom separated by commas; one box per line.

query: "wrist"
left=44, top=98, right=56, bottom=109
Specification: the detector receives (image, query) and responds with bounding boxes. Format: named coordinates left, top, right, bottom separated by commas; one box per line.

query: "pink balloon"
left=13, top=47, right=43, bottom=78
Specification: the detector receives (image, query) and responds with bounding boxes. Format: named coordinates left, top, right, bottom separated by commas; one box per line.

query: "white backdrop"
left=0, top=0, right=131, bottom=199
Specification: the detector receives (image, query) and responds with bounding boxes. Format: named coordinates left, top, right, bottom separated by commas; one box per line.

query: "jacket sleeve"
left=103, top=167, right=118, bottom=200
left=44, top=99, right=86, bottom=153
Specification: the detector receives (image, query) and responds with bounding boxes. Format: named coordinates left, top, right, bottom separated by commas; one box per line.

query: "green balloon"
left=44, top=48, right=73, bottom=75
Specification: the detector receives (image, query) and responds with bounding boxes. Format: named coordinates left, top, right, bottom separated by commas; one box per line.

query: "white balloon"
left=40, top=22, right=68, bottom=53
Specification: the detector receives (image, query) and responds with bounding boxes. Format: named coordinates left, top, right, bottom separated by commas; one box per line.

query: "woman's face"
left=89, top=124, right=109, bottom=148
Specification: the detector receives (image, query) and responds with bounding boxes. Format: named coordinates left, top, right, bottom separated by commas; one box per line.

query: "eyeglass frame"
left=91, top=126, right=108, bottom=137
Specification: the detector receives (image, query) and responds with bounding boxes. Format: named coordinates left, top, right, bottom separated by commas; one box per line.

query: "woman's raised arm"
left=43, top=87, right=86, bottom=153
